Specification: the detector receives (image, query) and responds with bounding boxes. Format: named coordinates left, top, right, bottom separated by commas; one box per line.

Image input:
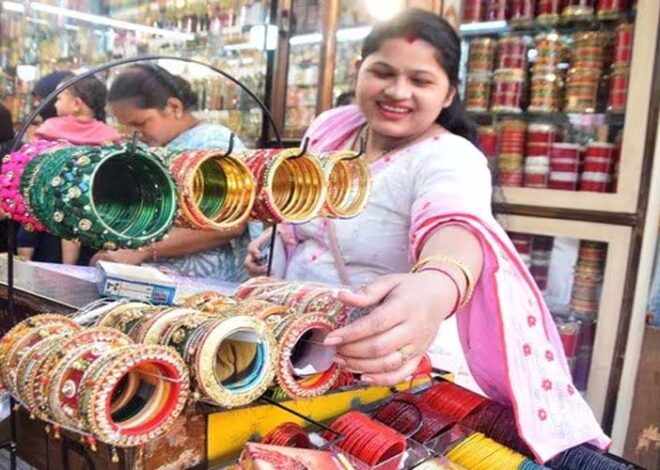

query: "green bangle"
left=22, top=143, right=179, bottom=250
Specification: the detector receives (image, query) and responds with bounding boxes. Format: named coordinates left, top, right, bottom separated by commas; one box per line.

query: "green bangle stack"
left=21, top=143, right=178, bottom=250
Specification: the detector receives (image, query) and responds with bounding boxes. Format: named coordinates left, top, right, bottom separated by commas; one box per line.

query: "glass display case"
left=459, top=0, right=659, bottom=213
left=498, top=214, right=633, bottom=423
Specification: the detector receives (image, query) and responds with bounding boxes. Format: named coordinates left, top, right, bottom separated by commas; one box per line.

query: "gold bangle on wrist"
left=413, top=254, right=475, bottom=309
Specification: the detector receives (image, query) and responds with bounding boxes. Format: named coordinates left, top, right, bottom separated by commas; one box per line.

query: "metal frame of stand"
left=1, top=54, right=288, bottom=470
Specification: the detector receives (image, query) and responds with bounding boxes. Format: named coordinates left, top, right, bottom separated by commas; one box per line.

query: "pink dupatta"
left=303, top=105, right=610, bottom=462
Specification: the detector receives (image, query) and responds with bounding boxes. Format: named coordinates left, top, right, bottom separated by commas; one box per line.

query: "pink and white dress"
left=271, top=105, right=609, bottom=463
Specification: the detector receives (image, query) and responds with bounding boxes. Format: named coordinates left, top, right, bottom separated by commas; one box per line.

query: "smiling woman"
left=243, top=9, right=609, bottom=463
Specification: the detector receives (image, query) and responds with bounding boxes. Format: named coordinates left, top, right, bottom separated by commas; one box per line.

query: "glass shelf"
left=459, top=13, right=636, bottom=38
left=468, top=111, right=626, bottom=127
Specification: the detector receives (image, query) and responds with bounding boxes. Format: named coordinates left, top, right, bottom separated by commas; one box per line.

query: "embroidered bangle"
left=48, top=327, right=133, bottom=430
left=22, top=143, right=178, bottom=251
left=0, top=140, right=69, bottom=231
left=413, top=255, right=475, bottom=309
left=0, top=314, right=81, bottom=395
left=416, top=266, right=462, bottom=315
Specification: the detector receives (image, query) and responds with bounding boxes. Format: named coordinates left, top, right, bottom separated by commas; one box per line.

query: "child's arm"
left=61, top=239, right=81, bottom=265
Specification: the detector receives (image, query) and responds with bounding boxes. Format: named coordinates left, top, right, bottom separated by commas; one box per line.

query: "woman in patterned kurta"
left=245, top=10, right=609, bottom=463
left=91, top=64, right=256, bottom=282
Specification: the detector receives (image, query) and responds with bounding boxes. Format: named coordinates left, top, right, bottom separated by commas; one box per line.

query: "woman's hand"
left=244, top=227, right=273, bottom=276
left=324, top=272, right=457, bottom=386
left=89, top=248, right=148, bottom=267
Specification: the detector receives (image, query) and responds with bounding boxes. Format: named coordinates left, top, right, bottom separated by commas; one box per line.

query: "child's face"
left=54, top=89, right=83, bottom=117
left=356, top=37, right=455, bottom=141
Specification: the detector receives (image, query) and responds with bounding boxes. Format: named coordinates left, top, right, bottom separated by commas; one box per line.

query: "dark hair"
left=68, top=75, right=109, bottom=122
left=0, top=102, right=14, bottom=156
left=361, top=9, right=478, bottom=145
left=108, top=64, right=198, bottom=111
left=336, top=91, right=356, bottom=107
left=32, top=70, right=75, bottom=120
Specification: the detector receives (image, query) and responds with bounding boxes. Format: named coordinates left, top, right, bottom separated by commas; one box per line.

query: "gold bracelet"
left=413, top=254, right=475, bottom=309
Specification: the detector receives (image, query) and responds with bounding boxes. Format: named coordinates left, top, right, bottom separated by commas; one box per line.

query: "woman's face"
left=356, top=37, right=455, bottom=140
left=54, top=89, right=82, bottom=117
left=110, top=99, right=179, bottom=146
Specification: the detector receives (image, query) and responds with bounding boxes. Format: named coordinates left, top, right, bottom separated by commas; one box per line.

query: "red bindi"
left=405, top=34, right=418, bottom=43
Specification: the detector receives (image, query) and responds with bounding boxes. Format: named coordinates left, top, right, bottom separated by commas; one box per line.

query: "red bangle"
left=417, top=266, right=463, bottom=314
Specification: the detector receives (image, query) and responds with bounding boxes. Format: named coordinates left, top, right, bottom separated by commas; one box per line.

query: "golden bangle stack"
left=318, top=150, right=372, bottom=219
left=0, top=315, right=189, bottom=448
left=413, top=254, right=476, bottom=310
left=169, top=149, right=256, bottom=231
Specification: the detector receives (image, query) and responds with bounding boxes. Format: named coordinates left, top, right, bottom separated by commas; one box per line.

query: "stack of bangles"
left=261, top=422, right=313, bottom=448
left=317, top=150, right=371, bottom=219
left=169, top=149, right=256, bottom=231
left=0, top=315, right=189, bottom=448
left=234, top=277, right=366, bottom=327
left=323, top=411, right=407, bottom=470
left=445, top=432, right=528, bottom=469
left=412, top=254, right=476, bottom=314
left=19, top=142, right=178, bottom=250
left=96, top=300, right=278, bottom=408
left=373, top=392, right=455, bottom=444
left=242, top=148, right=328, bottom=223
left=231, top=298, right=341, bottom=399
left=0, top=140, right=69, bottom=232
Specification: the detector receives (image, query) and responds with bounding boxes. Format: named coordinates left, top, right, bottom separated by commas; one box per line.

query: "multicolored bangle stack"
left=317, top=150, right=371, bottom=219
left=234, top=277, right=364, bottom=326
left=0, top=314, right=81, bottom=397
left=0, top=140, right=70, bottom=232
left=243, top=148, right=328, bottom=224
left=20, top=143, right=178, bottom=250
left=160, top=312, right=277, bottom=408
left=0, top=316, right=189, bottom=448
left=97, top=299, right=277, bottom=409
left=169, top=149, right=256, bottom=231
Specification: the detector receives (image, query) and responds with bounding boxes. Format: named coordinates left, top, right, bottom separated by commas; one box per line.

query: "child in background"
left=34, top=74, right=121, bottom=145
left=21, top=74, right=121, bottom=265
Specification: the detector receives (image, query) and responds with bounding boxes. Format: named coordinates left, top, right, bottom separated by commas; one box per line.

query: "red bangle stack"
left=261, top=422, right=313, bottom=448
left=324, top=411, right=406, bottom=470
left=421, top=381, right=488, bottom=421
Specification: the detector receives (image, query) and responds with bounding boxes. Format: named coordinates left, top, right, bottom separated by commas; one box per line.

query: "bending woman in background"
left=245, top=10, right=609, bottom=462
left=92, top=64, right=256, bottom=282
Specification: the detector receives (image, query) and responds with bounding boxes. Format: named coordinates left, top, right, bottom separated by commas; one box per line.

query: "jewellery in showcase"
left=21, top=143, right=178, bottom=250
left=0, top=140, right=70, bottom=231
left=243, top=148, right=328, bottom=223
left=169, top=149, right=256, bottom=231
left=317, top=150, right=371, bottom=219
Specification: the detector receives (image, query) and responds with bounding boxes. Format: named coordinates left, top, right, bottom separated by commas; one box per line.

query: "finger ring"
left=398, top=345, right=414, bottom=364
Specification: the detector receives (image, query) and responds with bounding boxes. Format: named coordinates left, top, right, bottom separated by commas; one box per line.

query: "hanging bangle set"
left=0, top=142, right=372, bottom=249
